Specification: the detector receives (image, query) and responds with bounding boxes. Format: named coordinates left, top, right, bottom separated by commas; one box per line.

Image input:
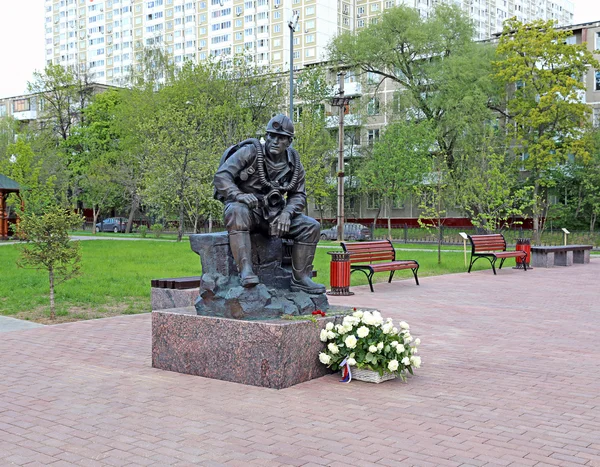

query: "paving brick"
left=1, top=260, right=600, bottom=465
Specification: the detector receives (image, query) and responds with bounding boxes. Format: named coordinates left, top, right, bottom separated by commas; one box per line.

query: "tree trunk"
left=591, top=212, right=597, bottom=233
left=208, top=214, right=213, bottom=234
left=387, top=216, right=392, bottom=241
left=532, top=181, right=540, bottom=245
left=126, top=195, right=139, bottom=234
left=437, top=221, right=442, bottom=265
left=49, top=266, right=55, bottom=320
left=92, top=206, right=100, bottom=234
left=177, top=198, right=185, bottom=242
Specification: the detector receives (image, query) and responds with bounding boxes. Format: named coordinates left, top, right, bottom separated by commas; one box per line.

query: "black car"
left=320, top=223, right=372, bottom=241
left=96, top=217, right=128, bottom=233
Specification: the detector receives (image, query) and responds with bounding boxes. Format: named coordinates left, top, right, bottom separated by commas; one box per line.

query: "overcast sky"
left=0, top=0, right=599, bottom=99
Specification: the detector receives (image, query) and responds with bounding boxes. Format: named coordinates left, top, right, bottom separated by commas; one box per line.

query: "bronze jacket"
left=213, top=143, right=307, bottom=218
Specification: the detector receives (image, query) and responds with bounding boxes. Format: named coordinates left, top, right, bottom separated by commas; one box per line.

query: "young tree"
left=15, top=205, right=83, bottom=320
left=417, top=154, right=455, bottom=264
left=455, top=126, right=532, bottom=232
left=0, top=139, right=56, bottom=215
left=494, top=18, right=600, bottom=242
left=359, top=121, right=434, bottom=239
left=66, top=90, right=127, bottom=232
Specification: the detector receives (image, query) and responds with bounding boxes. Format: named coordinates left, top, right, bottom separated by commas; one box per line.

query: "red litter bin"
left=514, top=238, right=531, bottom=269
left=327, top=251, right=354, bottom=296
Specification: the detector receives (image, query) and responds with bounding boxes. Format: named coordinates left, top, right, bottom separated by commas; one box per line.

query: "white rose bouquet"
left=318, top=310, right=421, bottom=381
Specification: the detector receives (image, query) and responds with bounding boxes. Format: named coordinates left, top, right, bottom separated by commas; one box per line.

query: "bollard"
left=327, top=251, right=354, bottom=296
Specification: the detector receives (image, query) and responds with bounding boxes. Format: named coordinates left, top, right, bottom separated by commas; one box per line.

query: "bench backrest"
left=341, top=240, right=396, bottom=264
left=468, top=234, right=507, bottom=253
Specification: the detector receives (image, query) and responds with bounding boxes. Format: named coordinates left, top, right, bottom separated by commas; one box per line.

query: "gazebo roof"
left=0, top=174, right=21, bottom=192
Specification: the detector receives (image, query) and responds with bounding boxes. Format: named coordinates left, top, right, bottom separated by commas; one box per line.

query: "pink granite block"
left=151, top=288, right=198, bottom=310
left=151, top=307, right=351, bottom=389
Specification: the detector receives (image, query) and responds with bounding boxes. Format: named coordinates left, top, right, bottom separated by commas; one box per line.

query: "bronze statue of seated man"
left=214, top=114, right=325, bottom=295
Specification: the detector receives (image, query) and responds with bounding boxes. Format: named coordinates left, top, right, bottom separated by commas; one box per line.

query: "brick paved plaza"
left=1, top=259, right=599, bottom=466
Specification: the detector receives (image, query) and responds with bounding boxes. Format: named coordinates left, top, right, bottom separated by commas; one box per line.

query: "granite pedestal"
left=151, top=287, right=198, bottom=310
left=152, top=306, right=352, bottom=389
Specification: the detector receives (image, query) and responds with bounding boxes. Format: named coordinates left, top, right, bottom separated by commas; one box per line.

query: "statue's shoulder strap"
left=218, top=138, right=261, bottom=168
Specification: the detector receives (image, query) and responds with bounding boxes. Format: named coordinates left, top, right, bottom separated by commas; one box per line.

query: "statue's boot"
left=290, top=242, right=326, bottom=294
left=229, top=230, right=259, bottom=288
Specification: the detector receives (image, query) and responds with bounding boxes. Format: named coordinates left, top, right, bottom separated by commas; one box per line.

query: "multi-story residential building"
left=44, top=0, right=575, bottom=87
left=566, top=21, right=600, bottom=127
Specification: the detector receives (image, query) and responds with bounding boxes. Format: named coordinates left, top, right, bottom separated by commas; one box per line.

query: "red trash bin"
left=327, top=251, right=354, bottom=296
left=514, top=238, right=531, bottom=269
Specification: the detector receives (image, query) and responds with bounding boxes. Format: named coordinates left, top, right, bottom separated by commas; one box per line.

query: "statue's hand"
left=236, top=193, right=259, bottom=208
left=274, top=211, right=291, bottom=237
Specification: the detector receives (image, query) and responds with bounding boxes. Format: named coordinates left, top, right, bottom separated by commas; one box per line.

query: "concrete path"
left=1, top=260, right=599, bottom=466
left=0, top=315, right=44, bottom=332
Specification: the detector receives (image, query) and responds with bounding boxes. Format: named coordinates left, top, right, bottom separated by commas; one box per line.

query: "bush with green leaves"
left=150, top=223, right=163, bottom=238
left=137, top=224, right=148, bottom=238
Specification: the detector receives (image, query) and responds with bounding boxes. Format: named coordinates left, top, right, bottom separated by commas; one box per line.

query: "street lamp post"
left=331, top=71, right=349, bottom=242
left=288, top=11, right=299, bottom=121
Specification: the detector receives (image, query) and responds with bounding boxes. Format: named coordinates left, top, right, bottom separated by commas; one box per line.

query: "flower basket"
left=318, top=309, right=422, bottom=383
left=351, top=368, right=396, bottom=384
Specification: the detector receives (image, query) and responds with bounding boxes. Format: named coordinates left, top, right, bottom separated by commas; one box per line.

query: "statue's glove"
left=236, top=193, right=259, bottom=208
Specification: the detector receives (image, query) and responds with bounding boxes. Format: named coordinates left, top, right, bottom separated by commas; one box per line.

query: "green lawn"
left=0, top=238, right=533, bottom=323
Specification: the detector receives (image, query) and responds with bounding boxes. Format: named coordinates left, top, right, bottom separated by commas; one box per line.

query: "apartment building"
left=44, top=0, right=574, bottom=87
left=566, top=21, right=600, bottom=127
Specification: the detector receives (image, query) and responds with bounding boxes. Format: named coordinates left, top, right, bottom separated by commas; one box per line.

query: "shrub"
left=137, top=225, right=148, bottom=238
left=150, top=223, right=163, bottom=238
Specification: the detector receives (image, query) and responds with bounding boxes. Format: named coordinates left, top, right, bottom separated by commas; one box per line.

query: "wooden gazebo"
left=0, top=174, right=22, bottom=240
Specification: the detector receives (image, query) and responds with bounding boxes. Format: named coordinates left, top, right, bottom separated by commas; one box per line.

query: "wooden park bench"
left=341, top=240, right=419, bottom=292
left=467, top=234, right=527, bottom=275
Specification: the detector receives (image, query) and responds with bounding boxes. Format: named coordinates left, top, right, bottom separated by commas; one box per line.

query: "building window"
left=0, top=104, right=6, bottom=117
left=367, top=98, right=380, bottom=116
left=273, top=24, right=280, bottom=32
left=357, top=19, right=364, bottom=28
left=12, top=99, right=31, bottom=112
left=366, top=194, right=380, bottom=210
left=596, top=71, right=600, bottom=91
left=367, top=129, right=380, bottom=145
left=305, top=48, right=314, bottom=58
left=596, top=32, right=600, bottom=51
left=593, top=107, right=600, bottom=127
left=305, top=6, right=315, bottom=15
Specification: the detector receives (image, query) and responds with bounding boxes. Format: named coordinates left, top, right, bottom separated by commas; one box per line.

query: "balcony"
left=333, top=81, right=362, bottom=97
left=12, top=110, right=38, bottom=121
left=326, top=113, right=362, bottom=128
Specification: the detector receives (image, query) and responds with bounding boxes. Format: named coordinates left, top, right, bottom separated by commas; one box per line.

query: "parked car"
left=96, top=217, right=128, bottom=233
left=319, top=223, right=372, bottom=241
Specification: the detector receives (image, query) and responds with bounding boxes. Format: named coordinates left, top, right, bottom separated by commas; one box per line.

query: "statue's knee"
left=224, top=202, right=252, bottom=231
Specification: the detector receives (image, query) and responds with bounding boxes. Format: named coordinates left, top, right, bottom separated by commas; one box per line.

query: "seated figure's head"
left=265, top=114, right=294, bottom=157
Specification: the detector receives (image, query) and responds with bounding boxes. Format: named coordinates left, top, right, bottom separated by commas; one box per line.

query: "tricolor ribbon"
left=312, top=310, right=326, bottom=317
left=339, top=357, right=352, bottom=383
